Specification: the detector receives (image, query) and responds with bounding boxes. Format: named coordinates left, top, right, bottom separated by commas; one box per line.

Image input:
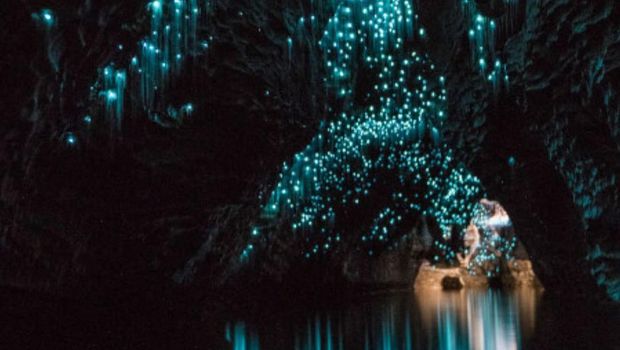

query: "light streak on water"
left=225, top=288, right=541, bottom=349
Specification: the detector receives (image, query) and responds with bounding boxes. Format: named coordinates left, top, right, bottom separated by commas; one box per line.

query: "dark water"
left=2, top=287, right=619, bottom=349
left=224, top=288, right=541, bottom=350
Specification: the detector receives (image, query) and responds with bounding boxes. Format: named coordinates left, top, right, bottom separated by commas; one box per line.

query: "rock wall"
left=443, top=0, right=620, bottom=301
left=0, top=0, right=618, bottom=303
left=0, top=0, right=325, bottom=296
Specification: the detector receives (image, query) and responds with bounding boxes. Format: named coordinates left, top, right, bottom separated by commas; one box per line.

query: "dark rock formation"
left=441, top=275, right=463, bottom=290
left=443, top=0, right=620, bottom=302
left=1, top=0, right=325, bottom=297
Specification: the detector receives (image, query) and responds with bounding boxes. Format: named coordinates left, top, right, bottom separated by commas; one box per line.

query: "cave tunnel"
left=1, top=0, right=619, bottom=348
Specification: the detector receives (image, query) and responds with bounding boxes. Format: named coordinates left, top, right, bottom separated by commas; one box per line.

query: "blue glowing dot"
left=38, top=9, right=55, bottom=26
left=65, top=133, right=77, bottom=146
left=106, top=90, right=118, bottom=101
left=83, top=115, right=92, bottom=124
left=182, top=103, right=194, bottom=113
left=508, top=156, right=516, bottom=167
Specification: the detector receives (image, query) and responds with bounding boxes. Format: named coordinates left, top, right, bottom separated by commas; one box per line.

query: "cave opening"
left=413, top=198, right=541, bottom=290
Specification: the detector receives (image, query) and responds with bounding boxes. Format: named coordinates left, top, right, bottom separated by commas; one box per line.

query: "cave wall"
left=0, top=0, right=619, bottom=303
left=443, top=0, right=620, bottom=301
left=0, top=0, right=325, bottom=296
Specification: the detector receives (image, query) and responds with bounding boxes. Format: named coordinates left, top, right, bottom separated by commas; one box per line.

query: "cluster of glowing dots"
left=82, top=0, right=207, bottom=141
left=240, top=0, right=489, bottom=260
left=318, top=0, right=418, bottom=99
left=101, top=66, right=127, bottom=132
left=242, top=66, right=482, bottom=260
left=243, top=134, right=483, bottom=259
left=467, top=202, right=517, bottom=277
left=130, top=0, right=204, bottom=109
left=461, top=0, right=517, bottom=89
left=32, top=1, right=208, bottom=145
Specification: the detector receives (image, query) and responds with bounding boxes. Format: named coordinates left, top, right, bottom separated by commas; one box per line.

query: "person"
left=480, top=198, right=513, bottom=251
left=457, top=222, right=480, bottom=267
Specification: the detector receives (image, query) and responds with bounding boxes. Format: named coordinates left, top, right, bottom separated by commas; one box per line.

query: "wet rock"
left=504, top=259, right=542, bottom=288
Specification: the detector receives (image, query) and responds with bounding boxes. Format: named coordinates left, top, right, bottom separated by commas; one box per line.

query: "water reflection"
left=416, top=288, right=540, bottom=350
left=226, top=288, right=541, bottom=350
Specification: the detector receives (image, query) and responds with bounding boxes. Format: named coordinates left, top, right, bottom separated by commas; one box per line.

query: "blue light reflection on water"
left=225, top=288, right=541, bottom=350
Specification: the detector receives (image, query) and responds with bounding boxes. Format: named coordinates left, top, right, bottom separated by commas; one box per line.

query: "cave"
left=1, top=0, right=619, bottom=348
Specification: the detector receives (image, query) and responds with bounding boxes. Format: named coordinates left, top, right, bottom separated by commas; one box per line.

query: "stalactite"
left=31, top=8, right=61, bottom=73
left=101, top=65, right=127, bottom=132
left=87, top=0, right=210, bottom=132
left=460, top=0, right=519, bottom=91
left=131, top=0, right=201, bottom=110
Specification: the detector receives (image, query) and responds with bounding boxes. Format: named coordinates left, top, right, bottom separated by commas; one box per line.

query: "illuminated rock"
left=502, top=259, right=542, bottom=288
left=415, top=262, right=460, bottom=290
left=414, top=259, right=540, bottom=290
